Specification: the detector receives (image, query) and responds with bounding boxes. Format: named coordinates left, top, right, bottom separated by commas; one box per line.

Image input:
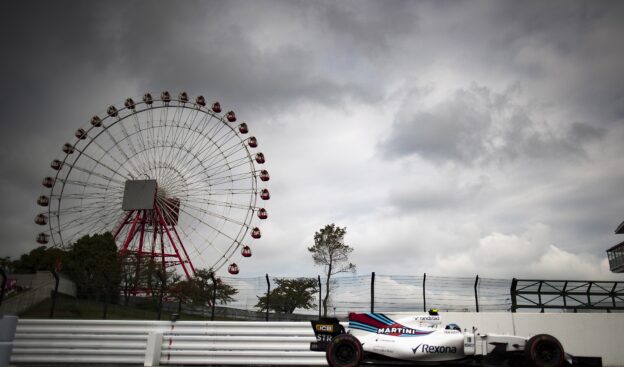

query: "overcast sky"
left=1, top=0, right=623, bottom=280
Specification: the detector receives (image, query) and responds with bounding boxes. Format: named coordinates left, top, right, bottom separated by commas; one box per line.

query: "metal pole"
left=265, top=274, right=270, bottom=322
left=371, top=272, right=375, bottom=313
left=49, top=269, right=60, bottom=318
left=0, top=268, right=6, bottom=307
left=474, top=275, right=479, bottom=313
left=210, top=272, right=217, bottom=321
left=157, top=271, right=165, bottom=320
left=102, top=272, right=109, bottom=320
left=537, top=281, right=543, bottom=310
left=422, top=273, right=426, bottom=312
left=510, top=278, right=517, bottom=313
left=317, top=275, right=322, bottom=319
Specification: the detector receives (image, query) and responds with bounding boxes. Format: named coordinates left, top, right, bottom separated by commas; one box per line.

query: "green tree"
left=0, top=257, right=13, bottom=273
left=172, top=269, right=238, bottom=306
left=63, top=232, right=121, bottom=300
left=308, top=224, right=355, bottom=317
left=255, top=277, right=318, bottom=314
left=10, top=246, right=66, bottom=273
left=119, top=256, right=171, bottom=304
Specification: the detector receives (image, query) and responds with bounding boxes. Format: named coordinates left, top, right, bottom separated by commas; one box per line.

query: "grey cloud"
left=379, top=84, right=603, bottom=166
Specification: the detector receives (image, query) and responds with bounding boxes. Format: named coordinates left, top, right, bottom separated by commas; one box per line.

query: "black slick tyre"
left=525, top=334, right=565, bottom=367
left=326, top=334, right=363, bottom=367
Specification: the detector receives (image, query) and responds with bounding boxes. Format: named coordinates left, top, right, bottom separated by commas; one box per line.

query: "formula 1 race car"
left=310, top=310, right=602, bottom=367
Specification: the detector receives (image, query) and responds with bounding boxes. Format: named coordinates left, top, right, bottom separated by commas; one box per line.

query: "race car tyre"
left=525, top=334, right=565, bottom=367
left=326, top=334, right=363, bottom=367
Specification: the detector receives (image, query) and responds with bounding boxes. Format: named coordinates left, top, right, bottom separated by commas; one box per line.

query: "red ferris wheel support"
left=114, top=180, right=196, bottom=287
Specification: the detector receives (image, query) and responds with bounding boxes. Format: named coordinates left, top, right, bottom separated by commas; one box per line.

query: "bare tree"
left=308, top=224, right=355, bottom=317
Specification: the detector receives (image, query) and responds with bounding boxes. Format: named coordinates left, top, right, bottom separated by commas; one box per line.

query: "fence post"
left=422, top=273, right=426, bottom=312
left=265, top=274, right=270, bottom=322
left=371, top=272, right=375, bottom=313
left=210, top=272, right=217, bottom=321
left=102, top=272, right=109, bottom=319
left=0, top=268, right=6, bottom=307
left=144, top=332, right=163, bottom=367
left=510, top=278, right=517, bottom=312
left=157, top=271, right=165, bottom=321
left=49, top=269, right=60, bottom=318
left=317, top=275, right=322, bottom=319
left=474, top=275, right=479, bottom=313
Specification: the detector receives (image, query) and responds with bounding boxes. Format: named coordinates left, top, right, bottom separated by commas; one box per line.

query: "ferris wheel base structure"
left=116, top=179, right=194, bottom=280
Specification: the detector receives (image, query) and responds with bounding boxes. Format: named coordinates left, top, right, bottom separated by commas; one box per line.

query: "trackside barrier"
left=0, top=315, right=18, bottom=366
left=156, top=321, right=322, bottom=366
left=11, top=319, right=326, bottom=366
left=10, top=313, right=624, bottom=366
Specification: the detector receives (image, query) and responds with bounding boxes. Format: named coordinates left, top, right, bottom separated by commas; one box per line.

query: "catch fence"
left=224, top=273, right=512, bottom=318
left=5, top=272, right=622, bottom=320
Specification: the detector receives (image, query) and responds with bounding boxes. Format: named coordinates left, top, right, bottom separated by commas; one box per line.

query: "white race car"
left=310, top=310, right=602, bottom=367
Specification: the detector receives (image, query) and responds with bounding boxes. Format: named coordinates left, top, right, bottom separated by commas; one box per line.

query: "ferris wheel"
left=35, top=91, right=270, bottom=278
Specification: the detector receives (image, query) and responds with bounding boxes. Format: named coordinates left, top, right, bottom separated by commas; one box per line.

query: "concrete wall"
left=1, top=272, right=76, bottom=316
left=388, top=312, right=624, bottom=366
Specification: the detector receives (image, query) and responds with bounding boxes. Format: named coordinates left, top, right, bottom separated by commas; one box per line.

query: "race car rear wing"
left=310, top=318, right=345, bottom=351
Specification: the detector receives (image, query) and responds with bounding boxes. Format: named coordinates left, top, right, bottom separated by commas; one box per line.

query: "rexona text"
left=412, top=344, right=457, bottom=354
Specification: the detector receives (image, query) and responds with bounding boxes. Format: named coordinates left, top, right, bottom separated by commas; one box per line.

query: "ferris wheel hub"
left=122, top=179, right=158, bottom=211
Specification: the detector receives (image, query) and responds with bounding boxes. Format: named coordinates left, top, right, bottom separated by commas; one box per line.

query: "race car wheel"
left=326, top=334, right=363, bottom=367
left=525, top=334, right=565, bottom=367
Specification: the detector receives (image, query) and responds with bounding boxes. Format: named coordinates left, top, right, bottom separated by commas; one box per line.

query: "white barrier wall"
left=11, top=319, right=325, bottom=366
left=10, top=313, right=624, bottom=366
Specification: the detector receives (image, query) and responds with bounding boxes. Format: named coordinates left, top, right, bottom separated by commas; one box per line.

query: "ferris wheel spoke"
left=199, top=134, right=246, bottom=169
left=173, top=133, right=229, bottom=179
left=180, top=201, right=250, bottom=227
left=181, top=195, right=254, bottom=211
left=59, top=178, right=125, bottom=192
left=168, top=108, right=208, bottom=165
left=179, top=121, right=232, bottom=165
left=192, top=170, right=255, bottom=187
left=185, top=159, right=250, bottom=184
left=162, top=104, right=194, bottom=162
left=202, top=156, right=251, bottom=180
left=80, top=132, right=134, bottom=175
left=159, top=208, right=229, bottom=262
left=105, top=119, right=147, bottom=177
left=186, top=131, right=239, bottom=173
left=54, top=200, right=120, bottom=218
left=130, top=114, right=154, bottom=174
left=67, top=149, right=133, bottom=183
left=99, top=122, right=137, bottom=168
left=52, top=207, right=119, bottom=238
left=186, top=186, right=256, bottom=195
left=169, top=202, right=240, bottom=244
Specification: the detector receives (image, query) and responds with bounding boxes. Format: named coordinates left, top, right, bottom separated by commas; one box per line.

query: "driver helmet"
left=445, top=323, right=461, bottom=332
